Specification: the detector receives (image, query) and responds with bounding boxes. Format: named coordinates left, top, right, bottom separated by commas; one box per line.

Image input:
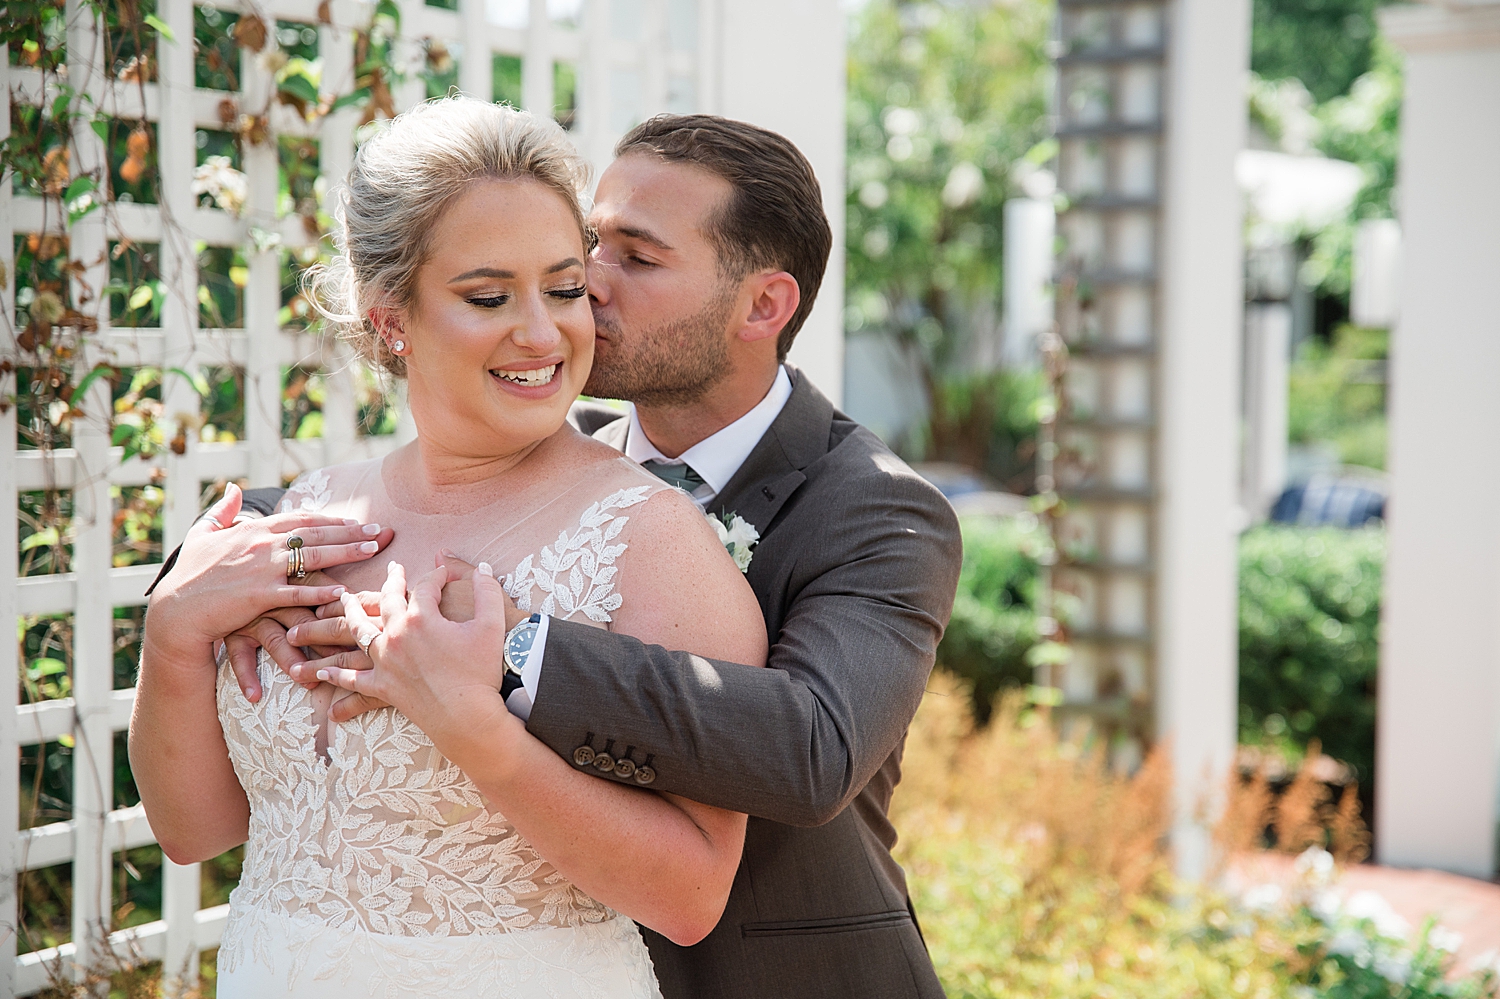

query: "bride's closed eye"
left=467, top=287, right=585, bottom=308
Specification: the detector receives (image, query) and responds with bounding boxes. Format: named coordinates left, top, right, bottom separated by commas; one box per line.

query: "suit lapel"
left=589, top=369, right=836, bottom=539
left=710, top=368, right=835, bottom=537
left=590, top=414, right=629, bottom=452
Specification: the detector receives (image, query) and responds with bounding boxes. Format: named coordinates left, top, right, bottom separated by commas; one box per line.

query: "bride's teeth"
left=495, top=364, right=558, bottom=386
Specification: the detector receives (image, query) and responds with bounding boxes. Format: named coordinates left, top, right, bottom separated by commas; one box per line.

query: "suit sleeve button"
left=592, top=753, right=615, bottom=772
left=633, top=766, right=656, bottom=785
left=613, top=758, right=636, bottom=779
left=573, top=746, right=596, bottom=766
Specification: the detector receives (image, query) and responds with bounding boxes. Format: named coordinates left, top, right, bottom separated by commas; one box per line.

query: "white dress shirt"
left=505, top=365, right=794, bottom=720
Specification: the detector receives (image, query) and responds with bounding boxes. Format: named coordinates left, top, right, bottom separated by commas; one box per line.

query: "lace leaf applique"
left=283, top=468, right=332, bottom=512
left=505, top=486, right=650, bottom=623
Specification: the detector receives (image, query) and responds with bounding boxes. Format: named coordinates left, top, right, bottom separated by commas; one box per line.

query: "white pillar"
left=1242, top=302, right=1290, bottom=517
left=713, top=0, right=845, bottom=406
left=1002, top=197, right=1056, bottom=368
left=1376, top=1, right=1500, bottom=878
left=1155, top=0, right=1249, bottom=876
left=1351, top=218, right=1402, bottom=329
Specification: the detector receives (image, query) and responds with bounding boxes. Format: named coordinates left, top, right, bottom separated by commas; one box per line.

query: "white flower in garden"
left=1240, top=883, right=1282, bottom=913
left=1344, top=889, right=1410, bottom=941
left=1372, top=949, right=1413, bottom=985
left=1429, top=925, right=1463, bottom=954
left=709, top=512, right=759, bottom=572
left=192, top=156, right=249, bottom=217
left=1294, top=845, right=1336, bottom=887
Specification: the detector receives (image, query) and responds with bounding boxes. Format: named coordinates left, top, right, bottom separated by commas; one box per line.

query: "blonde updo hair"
left=308, top=96, right=592, bottom=376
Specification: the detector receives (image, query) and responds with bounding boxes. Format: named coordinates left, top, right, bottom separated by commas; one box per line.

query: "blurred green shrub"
left=1238, top=525, right=1384, bottom=785
left=1288, top=324, right=1388, bottom=471
left=937, top=513, right=1051, bottom=722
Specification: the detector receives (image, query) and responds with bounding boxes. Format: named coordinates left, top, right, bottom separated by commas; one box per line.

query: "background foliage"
left=1238, top=526, right=1384, bottom=788
left=844, top=0, right=1051, bottom=483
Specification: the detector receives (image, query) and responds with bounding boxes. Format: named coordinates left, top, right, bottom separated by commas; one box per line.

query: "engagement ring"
left=286, top=534, right=306, bottom=580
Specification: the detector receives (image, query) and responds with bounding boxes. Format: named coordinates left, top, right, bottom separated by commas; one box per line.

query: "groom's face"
left=584, top=154, right=742, bottom=406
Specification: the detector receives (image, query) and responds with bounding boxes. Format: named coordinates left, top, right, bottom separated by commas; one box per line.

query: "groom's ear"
left=735, top=271, right=800, bottom=346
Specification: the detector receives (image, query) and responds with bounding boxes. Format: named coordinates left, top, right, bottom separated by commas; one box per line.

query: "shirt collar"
left=624, top=365, right=794, bottom=498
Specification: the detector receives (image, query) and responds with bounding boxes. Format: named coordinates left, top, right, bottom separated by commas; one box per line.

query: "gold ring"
left=286, top=543, right=306, bottom=581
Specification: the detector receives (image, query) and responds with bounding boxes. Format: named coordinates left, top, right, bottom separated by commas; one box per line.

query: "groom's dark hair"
left=615, top=114, right=832, bottom=361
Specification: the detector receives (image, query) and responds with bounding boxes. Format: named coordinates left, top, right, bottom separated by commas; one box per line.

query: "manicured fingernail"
left=344, top=518, right=359, bottom=526
left=360, top=541, right=379, bottom=554
left=332, top=586, right=347, bottom=598
left=363, top=524, right=381, bottom=535
left=477, top=561, right=492, bottom=576
left=316, top=669, right=330, bottom=682
left=286, top=627, right=300, bottom=643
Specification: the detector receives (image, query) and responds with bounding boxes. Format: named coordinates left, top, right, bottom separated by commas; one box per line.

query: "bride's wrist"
left=139, top=627, right=218, bottom=687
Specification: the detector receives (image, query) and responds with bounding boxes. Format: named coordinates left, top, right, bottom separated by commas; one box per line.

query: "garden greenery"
left=895, top=675, right=1494, bottom=999
left=1238, top=524, right=1384, bottom=788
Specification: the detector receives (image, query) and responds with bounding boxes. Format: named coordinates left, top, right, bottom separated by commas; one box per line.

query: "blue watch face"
left=505, top=616, right=540, bottom=675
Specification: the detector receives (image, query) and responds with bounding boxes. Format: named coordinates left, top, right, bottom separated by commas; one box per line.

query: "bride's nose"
left=511, top=292, right=563, bottom=352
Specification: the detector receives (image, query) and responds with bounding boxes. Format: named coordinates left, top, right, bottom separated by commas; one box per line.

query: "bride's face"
left=399, top=177, right=592, bottom=457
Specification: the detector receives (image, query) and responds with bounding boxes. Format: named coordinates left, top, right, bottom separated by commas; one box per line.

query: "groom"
left=223, top=115, right=960, bottom=998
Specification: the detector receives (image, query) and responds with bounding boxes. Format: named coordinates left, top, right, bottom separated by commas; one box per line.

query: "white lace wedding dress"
left=213, top=456, right=671, bottom=998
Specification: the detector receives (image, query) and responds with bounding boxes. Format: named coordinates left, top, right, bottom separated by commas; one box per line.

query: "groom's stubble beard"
left=583, top=279, right=738, bottom=407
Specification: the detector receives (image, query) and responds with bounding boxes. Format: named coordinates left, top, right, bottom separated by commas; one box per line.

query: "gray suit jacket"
left=543, top=369, right=961, bottom=998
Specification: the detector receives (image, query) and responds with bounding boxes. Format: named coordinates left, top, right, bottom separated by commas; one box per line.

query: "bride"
left=129, top=97, right=767, bottom=998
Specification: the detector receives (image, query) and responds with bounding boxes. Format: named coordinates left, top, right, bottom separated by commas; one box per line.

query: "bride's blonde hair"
left=308, top=96, right=591, bottom=376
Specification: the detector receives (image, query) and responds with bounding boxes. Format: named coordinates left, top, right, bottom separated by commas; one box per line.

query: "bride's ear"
left=369, top=306, right=410, bottom=356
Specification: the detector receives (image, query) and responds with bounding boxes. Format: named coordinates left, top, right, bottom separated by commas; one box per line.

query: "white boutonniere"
left=710, top=511, right=759, bottom=572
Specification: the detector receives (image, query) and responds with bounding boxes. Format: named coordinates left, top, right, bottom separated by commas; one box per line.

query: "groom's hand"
left=225, top=570, right=354, bottom=701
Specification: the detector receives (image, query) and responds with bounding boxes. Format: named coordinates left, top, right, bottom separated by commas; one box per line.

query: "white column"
left=460, top=0, right=493, bottom=99
left=712, top=0, right=845, bottom=405
left=1242, top=302, right=1290, bottom=517
left=1376, top=1, right=1500, bottom=878
left=243, top=30, right=284, bottom=487
left=155, top=0, right=205, bottom=982
left=321, top=7, right=360, bottom=467
left=0, top=44, right=19, bottom=997
left=65, top=0, right=116, bottom=976
left=1002, top=196, right=1056, bottom=368
left=522, top=0, right=554, bottom=114
left=1154, top=0, right=1249, bottom=876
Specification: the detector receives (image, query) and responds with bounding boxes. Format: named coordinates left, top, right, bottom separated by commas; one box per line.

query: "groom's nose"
left=586, top=257, right=614, bottom=309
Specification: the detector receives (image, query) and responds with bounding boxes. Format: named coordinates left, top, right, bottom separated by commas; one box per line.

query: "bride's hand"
left=145, top=484, right=392, bottom=660
left=313, top=562, right=517, bottom=750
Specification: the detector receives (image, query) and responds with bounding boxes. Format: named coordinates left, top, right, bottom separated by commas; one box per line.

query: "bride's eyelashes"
left=465, top=286, right=586, bottom=309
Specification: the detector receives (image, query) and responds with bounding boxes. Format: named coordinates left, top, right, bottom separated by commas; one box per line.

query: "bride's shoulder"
left=278, top=458, right=382, bottom=513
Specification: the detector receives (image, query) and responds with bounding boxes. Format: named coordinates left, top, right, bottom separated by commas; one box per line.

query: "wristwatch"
left=503, top=613, right=544, bottom=679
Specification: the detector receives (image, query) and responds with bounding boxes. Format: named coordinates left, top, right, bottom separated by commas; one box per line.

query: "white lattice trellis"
left=1, top=0, right=709, bottom=991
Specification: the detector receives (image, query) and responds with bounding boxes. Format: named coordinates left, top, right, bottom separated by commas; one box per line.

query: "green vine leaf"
left=166, top=366, right=210, bottom=397
left=143, top=13, right=175, bottom=42
left=69, top=363, right=115, bottom=406
left=127, top=284, right=154, bottom=311
left=63, top=175, right=95, bottom=203
left=330, top=87, right=371, bottom=113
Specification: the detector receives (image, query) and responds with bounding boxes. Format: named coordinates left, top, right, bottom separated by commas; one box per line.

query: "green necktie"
left=645, top=460, right=706, bottom=493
